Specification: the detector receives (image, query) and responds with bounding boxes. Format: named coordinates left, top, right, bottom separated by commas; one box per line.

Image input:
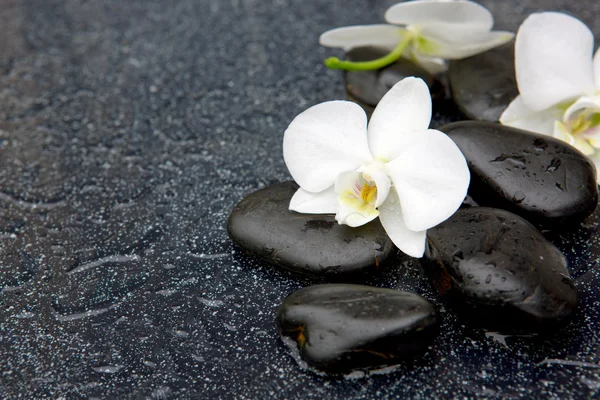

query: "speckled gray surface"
left=1, top=0, right=600, bottom=398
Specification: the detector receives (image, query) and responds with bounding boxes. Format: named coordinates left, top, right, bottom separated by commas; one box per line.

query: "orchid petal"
left=594, top=48, right=600, bottom=90
left=385, top=0, right=493, bottom=33
left=378, top=190, right=426, bottom=258
left=407, top=49, right=448, bottom=74
left=334, top=171, right=380, bottom=227
left=500, top=95, right=562, bottom=135
left=335, top=204, right=380, bottom=227
left=420, top=31, right=514, bottom=59
left=588, top=152, right=600, bottom=181
left=385, top=129, right=469, bottom=232
left=574, top=137, right=596, bottom=156
left=283, top=101, right=372, bottom=193
left=553, top=121, right=576, bottom=147
left=582, top=128, right=600, bottom=148
left=319, top=25, right=403, bottom=52
left=563, top=95, right=600, bottom=121
left=515, top=12, right=596, bottom=112
left=289, top=187, right=338, bottom=214
left=368, top=77, right=432, bottom=161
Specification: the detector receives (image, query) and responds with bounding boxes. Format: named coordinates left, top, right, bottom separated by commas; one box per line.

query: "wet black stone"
left=423, top=207, right=578, bottom=333
left=227, top=182, right=395, bottom=279
left=276, top=284, right=439, bottom=373
left=344, top=46, right=441, bottom=116
left=448, top=43, right=518, bottom=122
left=440, top=121, right=599, bottom=226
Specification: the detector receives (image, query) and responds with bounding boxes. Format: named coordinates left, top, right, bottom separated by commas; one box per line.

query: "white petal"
left=419, top=31, right=514, bottom=59
left=582, top=127, right=600, bottom=148
left=283, top=101, right=372, bottom=193
left=574, top=137, right=595, bottom=156
left=385, top=129, right=470, bottom=231
left=368, top=77, right=432, bottom=161
left=563, top=95, right=600, bottom=121
left=407, top=49, right=448, bottom=74
left=336, top=204, right=380, bottom=227
left=588, top=152, right=600, bottom=181
left=378, top=190, right=426, bottom=258
left=360, top=164, right=391, bottom=208
left=552, top=121, right=576, bottom=147
left=594, top=48, right=600, bottom=90
left=385, top=0, right=493, bottom=33
left=515, top=12, right=596, bottom=112
left=319, top=25, right=403, bottom=52
left=499, top=95, right=562, bottom=136
left=289, top=187, right=338, bottom=214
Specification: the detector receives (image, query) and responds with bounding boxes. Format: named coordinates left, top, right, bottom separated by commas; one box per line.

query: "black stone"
left=227, top=182, right=395, bottom=279
left=423, top=207, right=578, bottom=333
left=440, top=121, right=598, bottom=226
left=448, top=43, right=518, bottom=122
left=276, top=284, right=439, bottom=373
left=344, top=46, right=441, bottom=116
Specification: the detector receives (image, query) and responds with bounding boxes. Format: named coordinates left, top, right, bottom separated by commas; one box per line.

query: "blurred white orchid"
left=320, top=0, right=514, bottom=74
left=283, top=77, right=470, bottom=258
left=500, top=12, right=600, bottom=180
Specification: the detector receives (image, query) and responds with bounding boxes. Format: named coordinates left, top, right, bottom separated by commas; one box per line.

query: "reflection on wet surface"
left=1, top=0, right=600, bottom=398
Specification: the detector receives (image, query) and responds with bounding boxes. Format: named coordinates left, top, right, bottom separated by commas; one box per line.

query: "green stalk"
left=324, top=33, right=413, bottom=71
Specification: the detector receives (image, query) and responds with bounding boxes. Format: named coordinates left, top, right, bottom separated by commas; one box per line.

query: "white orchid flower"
left=499, top=12, right=600, bottom=180
left=319, top=0, right=514, bottom=74
left=283, top=77, right=470, bottom=258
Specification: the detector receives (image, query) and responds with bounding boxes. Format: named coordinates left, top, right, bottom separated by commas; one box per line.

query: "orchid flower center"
left=555, top=106, right=600, bottom=156
left=360, top=182, right=377, bottom=204
left=340, top=171, right=379, bottom=211
left=336, top=159, right=390, bottom=218
left=566, top=111, right=600, bottom=137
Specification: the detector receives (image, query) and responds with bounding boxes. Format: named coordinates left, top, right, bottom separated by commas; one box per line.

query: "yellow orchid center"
left=568, top=113, right=594, bottom=136
left=360, top=182, right=378, bottom=204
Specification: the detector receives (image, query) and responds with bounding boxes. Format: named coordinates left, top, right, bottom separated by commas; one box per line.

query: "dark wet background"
left=1, top=0, right=600, bottom=398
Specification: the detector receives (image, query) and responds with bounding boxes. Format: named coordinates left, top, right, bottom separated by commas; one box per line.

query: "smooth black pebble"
left=227, top=182, right=395, bottom=279
left=448, top=43, right=518, bottom=122
left=344, top=46, right=441, bottom=117
left=423, top=207, right=578, bottom=333
left=440, top=121, right=598, bottom=226
left=276, top=284, right=439, bottom=373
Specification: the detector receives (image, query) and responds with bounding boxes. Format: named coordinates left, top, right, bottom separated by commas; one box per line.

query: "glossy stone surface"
left=344, top=46, right=440, bottom=116
left=448, top=43, right=518, bottom=122
left=3, top=0, right=600, bottom=398
left=276, top=284, right=438, bottom=373
left=227, top=182, right=395, bottom=279
left=440, top=121, right=598, bottom=226
left=424, top=207, right=578, bottom=332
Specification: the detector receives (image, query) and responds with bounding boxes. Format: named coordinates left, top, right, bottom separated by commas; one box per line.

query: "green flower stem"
left=324, top=33, right=413, bottom=71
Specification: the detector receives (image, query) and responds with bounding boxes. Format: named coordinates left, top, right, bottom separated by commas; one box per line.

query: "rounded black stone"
left=448, top=43, right=518, bottom=122
left=227, top=182, right=395, bottom=279
left=276, top=284, right=439, bottom=373
left=344, top=46, right=441, bottom=117
left=440, top=121, right=598, bottom=226
left=423, top=207, right=578, bottom=333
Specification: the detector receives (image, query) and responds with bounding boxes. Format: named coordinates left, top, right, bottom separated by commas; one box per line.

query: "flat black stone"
left=344, top=46, right=441, bottom=116
left=423, top=207, right=578, bottom=333
left=448, top=43, right=518, bottom=122
left=276, top=284, right=439, bottom=373
left=227, top=182, right=395, bottom=279
left=440, top=121, right=598, bottom=226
